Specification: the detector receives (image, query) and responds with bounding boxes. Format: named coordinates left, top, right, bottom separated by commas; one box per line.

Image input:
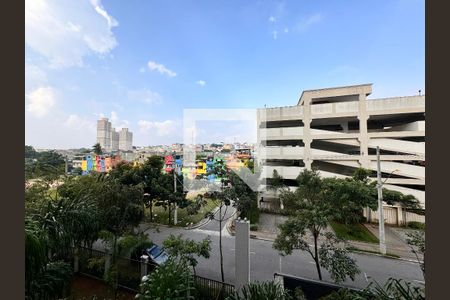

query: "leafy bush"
left=136, top=258, right=195, bottom=300
left=362, top=278, right=425, bottom=299
left=407, top=221, right=425, bottom=230
left=250, top=224, right=258, bottom=231
left=226, top=281, right=291, bottom=300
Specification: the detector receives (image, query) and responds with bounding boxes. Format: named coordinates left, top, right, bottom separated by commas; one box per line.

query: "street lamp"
left=376, top=146, right=400, bottom=255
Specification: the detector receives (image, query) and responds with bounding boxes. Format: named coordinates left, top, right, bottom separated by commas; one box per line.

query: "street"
left=142, top=207, right=425, bottom=290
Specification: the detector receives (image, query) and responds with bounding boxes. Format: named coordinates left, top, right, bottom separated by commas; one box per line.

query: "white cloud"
left=25, top=64, right=48, bottom=89
left=25, top=0, right=118, bottom=68
left=26, top=86, right=56, bottom=117
left=64, top=114, right=96, bottom=132
left=127, top=89, right=162, bottom=104
left=295, top=13, right=323, bottom=32
left=196, top=80, right=206, bottom=86
left=272, top=30, right=278, bottom=40
left=138, top=120, right=176, bottom=136
left=268, top=16, right=276, bottom=23
left=147, top=61, right=177, bottom=77
left=109, top=111, right=129, bottom=129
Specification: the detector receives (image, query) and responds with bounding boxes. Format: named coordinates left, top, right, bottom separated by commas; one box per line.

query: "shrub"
left=226, top=281, right=291, bottom=300
left=136, top=258, right=195, bottom=300
left=250, top=224, right=258, bottom=231
left=407, top=221, right=425, bottom=230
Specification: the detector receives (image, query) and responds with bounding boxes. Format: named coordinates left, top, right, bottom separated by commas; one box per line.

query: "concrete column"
left=235, top=218, right=250, bottom=294
left=140, top=255, right=149, bottom=278
left=303, top=97, right=312, bottom=170
left=104, top=249, right=111, bottom=280
left=358, top=93, right=370, bottom=168
left=274, top=273, right=284, bottom=290
left=74, top=248, right=79, bottom=273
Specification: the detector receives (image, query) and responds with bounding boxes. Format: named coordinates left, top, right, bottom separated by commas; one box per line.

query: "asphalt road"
left=142, top=207, right=425, bottom=290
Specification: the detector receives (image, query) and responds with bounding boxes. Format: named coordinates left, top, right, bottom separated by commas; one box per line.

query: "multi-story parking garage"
left=256, top=84, right=425, bottom=209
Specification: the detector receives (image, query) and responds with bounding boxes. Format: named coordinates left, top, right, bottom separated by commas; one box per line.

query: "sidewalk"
left=245, top=213, right=422, bottom=262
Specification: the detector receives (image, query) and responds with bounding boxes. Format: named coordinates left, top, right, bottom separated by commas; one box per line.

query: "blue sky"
left=25, top=0, right=424, bottom=149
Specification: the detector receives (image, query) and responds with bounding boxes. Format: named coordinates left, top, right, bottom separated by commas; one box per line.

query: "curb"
left=235, top=229, right=421, bottom=263
left=184, top=205, right=221, bottom=230
left=346, top=248, right=420, bottom=263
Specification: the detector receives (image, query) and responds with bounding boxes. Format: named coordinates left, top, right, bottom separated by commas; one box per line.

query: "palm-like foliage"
left=93, top=143, right=103, bottom=155
left=136, top=258, right=195, bottom=300
left=25, top=218, right=72, bottom=300
left=227, top=281, right=291, bottom=300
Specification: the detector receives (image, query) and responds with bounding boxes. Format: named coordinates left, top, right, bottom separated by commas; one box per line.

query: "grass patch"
left=407, top=221, right=425, bottom=230
left=147, top=199, right=218, bottom=227
left=330, top=221, right=379, bottom=244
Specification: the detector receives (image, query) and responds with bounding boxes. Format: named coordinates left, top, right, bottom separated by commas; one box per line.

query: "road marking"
left=364, top=272, right=370, bottom=282
left=230, top=248, right=255, bottom=254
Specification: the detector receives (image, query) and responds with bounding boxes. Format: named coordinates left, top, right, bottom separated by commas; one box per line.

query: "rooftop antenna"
left=418, top=89, right=422, bottom=95
left=264, top=104, right=267, bottom=108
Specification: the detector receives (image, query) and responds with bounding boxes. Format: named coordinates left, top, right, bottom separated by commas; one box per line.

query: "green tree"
left=163, top=234, right=211, bottom=275
left=406, top=231, right=425, bottom=278
left=25, top=150, right=66, bottom=180
left=93, top=143, right=103, bottom=155
left=92, top=174, right=145, bottom=296
left=322, top=177, right=378, bottom=224
left=273, top=169, right=360, bottom=283
left=25, top=218, right=73, bottom=300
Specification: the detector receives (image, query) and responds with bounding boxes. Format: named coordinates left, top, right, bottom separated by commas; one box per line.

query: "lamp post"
left=376, top=146, right=399, bottom=255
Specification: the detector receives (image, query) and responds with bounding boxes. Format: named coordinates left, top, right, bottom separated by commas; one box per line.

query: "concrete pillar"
left=74, top=248, right=79, bottom=273
left=303, top=97, right=312, bottom=170
left=174, top=204, right=178, bottom=225
left=104, top=249, right=111, bottom=280
left=274, top=273, right=284, bottom=290
left=140, top=255, right=149, bottom=278
left=235, top=218, right=250, bottom=294
left=358, top=93, right=370, bottom=168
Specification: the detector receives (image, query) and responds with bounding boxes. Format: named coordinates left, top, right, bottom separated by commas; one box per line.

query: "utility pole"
left=173, top=152, right=178, bottom=225
left=376, top=146, right=387, bottom=255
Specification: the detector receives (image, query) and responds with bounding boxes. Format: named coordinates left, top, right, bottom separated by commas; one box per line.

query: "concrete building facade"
left=97, top=118, right=112, bottom=151
left=96, top=118, right=133, bottom=152
left=111, top=128, right=119, bottom=151
left=256, top=84, right=425, bottom=208
left=118, top=128, right=133, bottom=151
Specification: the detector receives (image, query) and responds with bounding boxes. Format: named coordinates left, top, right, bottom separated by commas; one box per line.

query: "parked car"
left=144, top=244, right=169, bottom=265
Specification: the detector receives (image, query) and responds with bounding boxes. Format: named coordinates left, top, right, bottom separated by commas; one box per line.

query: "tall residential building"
left=96, top=118, right=133, bottom=152
left=119, top=128, right=133, bottom=151
left=256, top=83, right=425, bottom=208
left=97, top=118, right=112, bottom=151
left=111, top=128, right=119, bottom=151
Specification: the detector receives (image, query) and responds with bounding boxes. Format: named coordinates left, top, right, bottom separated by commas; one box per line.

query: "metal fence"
left=77, top=246, right=107, bottom=280
left=76, top=246, right=235, bottom=298
left=193, top=275, right=235, bottom=300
